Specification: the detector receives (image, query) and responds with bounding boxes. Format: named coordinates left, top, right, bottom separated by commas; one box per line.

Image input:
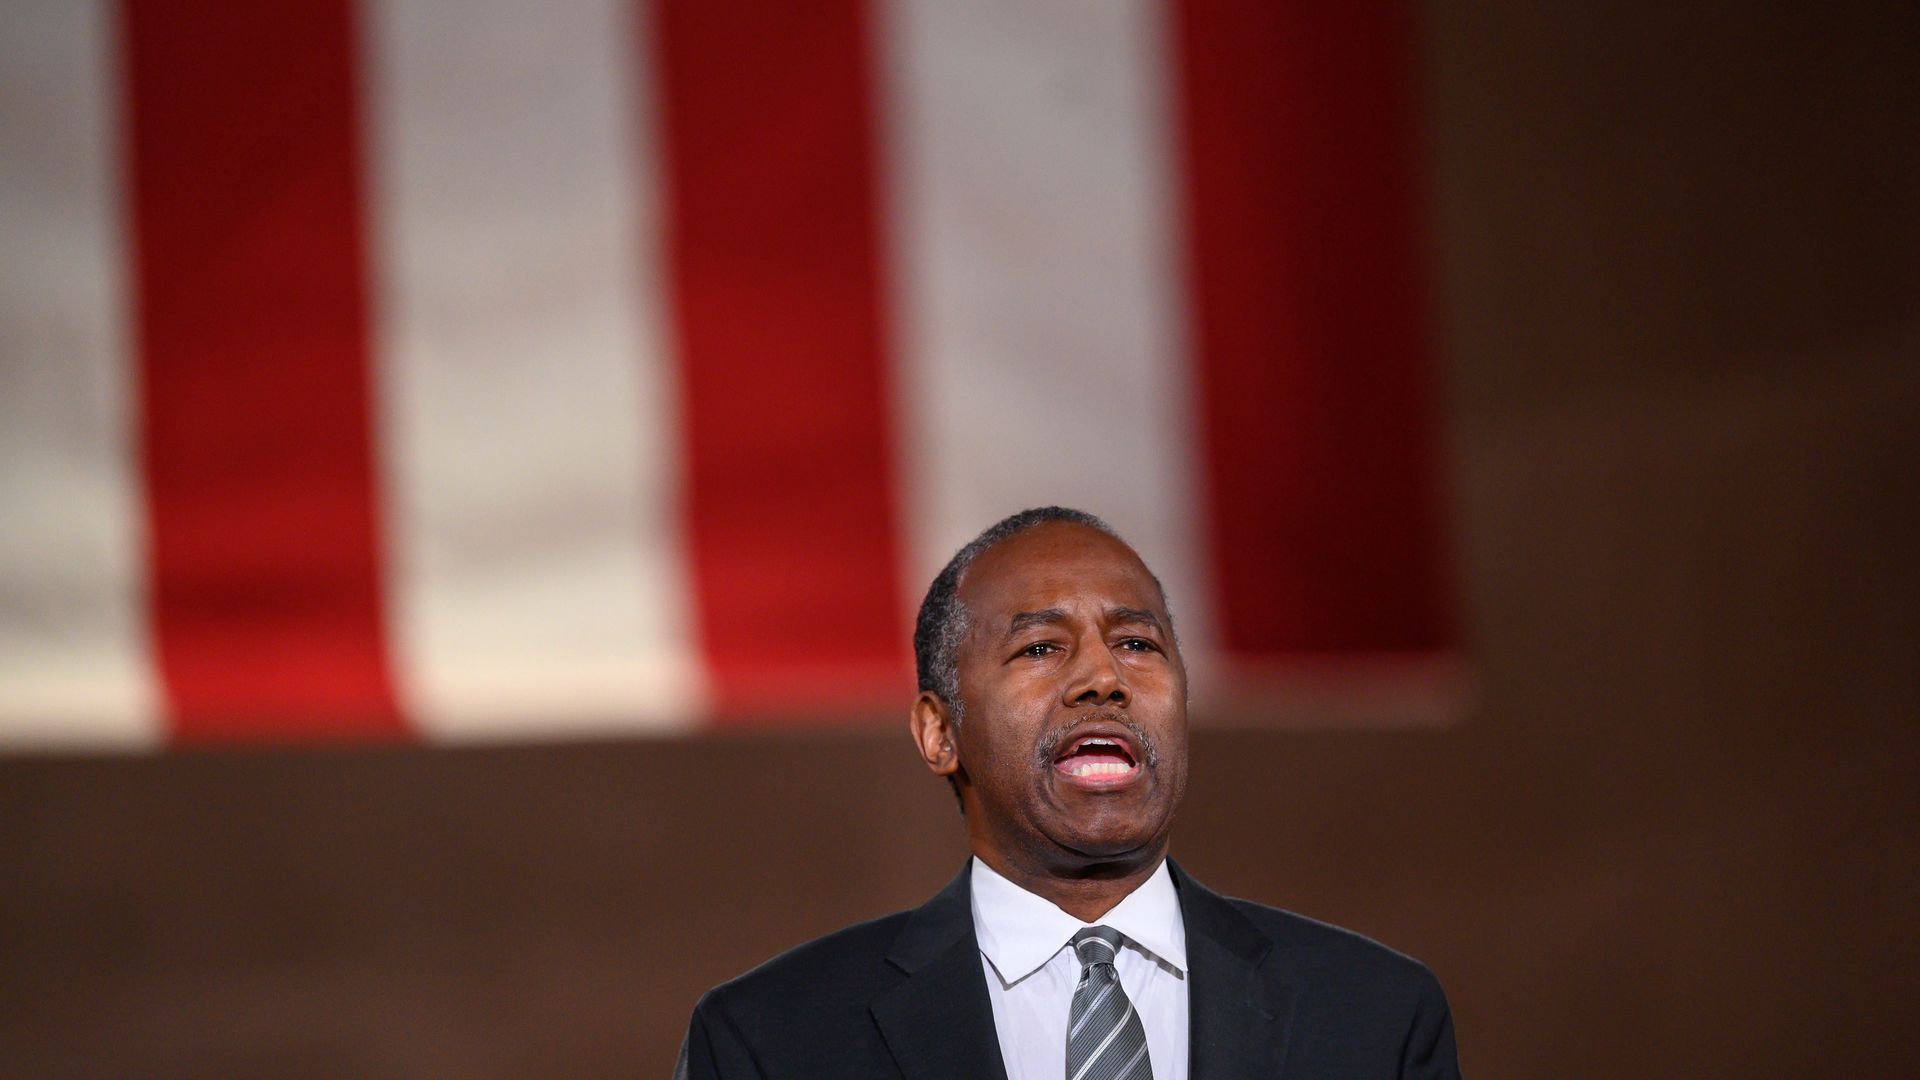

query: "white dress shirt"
left=970, top=856, right=1188, bottom=1080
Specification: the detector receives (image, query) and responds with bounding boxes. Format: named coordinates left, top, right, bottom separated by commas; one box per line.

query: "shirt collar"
left=969, top=855, right=1187, bottom=987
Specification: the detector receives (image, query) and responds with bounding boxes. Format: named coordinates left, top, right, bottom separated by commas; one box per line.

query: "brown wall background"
left=3, top=3, right=1916, bottom=1077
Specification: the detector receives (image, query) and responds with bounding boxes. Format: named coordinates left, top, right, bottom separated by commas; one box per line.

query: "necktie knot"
left=1065, top=925, right=1152, bottom=1079
left=1071, top=925, right=1124, bottom=968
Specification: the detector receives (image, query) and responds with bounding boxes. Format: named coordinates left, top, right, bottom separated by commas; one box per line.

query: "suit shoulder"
left=695, top=907, right=914, bottom=1016
left=681, top=909, right=928, bottom=1078
left=1202, top=895, right=1461, bottom=1076
left=1223, top=895, right=1444, bottom=989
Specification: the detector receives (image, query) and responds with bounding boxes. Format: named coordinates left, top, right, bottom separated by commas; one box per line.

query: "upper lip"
left=1051, top=720, right=1141, bottom=767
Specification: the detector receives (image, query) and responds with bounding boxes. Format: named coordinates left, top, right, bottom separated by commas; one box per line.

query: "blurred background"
left=2, top=1, right=1915, bottom=1077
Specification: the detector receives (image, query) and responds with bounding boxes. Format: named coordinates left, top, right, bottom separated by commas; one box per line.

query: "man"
left=677, top=507, right=1461, bottom=1079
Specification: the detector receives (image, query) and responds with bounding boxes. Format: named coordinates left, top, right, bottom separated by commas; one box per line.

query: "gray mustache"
left=1034, top=710, right=1159, bottom=771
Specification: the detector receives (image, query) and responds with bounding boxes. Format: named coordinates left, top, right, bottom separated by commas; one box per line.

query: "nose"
left=1063, top=638, right=1130, bottom=709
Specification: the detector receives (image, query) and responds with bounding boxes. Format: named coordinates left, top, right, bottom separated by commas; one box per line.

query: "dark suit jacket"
left=676, top=860, right=1460, bottom=1078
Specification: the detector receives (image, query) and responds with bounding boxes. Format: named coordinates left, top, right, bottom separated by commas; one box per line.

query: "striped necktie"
left=1066, top=926, right=1154, bottom=1080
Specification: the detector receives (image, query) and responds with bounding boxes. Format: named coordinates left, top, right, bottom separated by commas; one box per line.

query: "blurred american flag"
left=0, top=0, right=1452, bottom=748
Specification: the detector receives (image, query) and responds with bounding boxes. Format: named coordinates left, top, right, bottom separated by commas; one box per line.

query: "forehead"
left=955, top=523, right=1166, bottom=621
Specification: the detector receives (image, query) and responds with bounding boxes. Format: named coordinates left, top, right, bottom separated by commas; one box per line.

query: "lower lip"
left=1052, top=760, right=1143, bottom=790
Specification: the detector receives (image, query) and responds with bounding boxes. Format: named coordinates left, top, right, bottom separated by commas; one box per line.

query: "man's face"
left=947, top=522, right=1189, bottom=875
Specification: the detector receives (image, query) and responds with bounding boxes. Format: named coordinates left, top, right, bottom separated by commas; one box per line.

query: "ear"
left=909, top=691, right=961, bottom=778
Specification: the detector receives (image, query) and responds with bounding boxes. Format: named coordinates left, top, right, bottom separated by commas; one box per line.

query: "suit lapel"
left=869, top=866, right=1010, bottom=1080
left=1173, top=860, right=1296, bottom=1080
left=869, top=860, right=1295, bottom=1080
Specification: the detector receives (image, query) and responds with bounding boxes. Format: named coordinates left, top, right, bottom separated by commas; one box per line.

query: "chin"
left=1052, top=816, right=1168, bottom=863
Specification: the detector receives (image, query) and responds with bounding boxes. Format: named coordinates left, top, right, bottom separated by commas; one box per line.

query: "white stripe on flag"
left=364, top=0, right=701, bottom=736
left=879, top=0, right=1214, bottom=647
left=0, top=2, right=159, bottom=747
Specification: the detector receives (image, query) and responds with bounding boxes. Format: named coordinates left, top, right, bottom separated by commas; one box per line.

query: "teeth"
left=1068, top=761, right=1134, bottom=778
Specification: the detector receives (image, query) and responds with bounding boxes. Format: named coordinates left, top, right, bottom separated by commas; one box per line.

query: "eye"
left=1116, top=637, right=1160, bottom=653
left=1017, top=641, right=1059, bottom=658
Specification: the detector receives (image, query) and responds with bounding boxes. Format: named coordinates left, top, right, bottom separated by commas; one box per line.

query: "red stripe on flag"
left=650, top=1, right=909, bottom=719
left=1172, top=1, right=1453, bottom=656
left=121, top=0, right=404, bottom=740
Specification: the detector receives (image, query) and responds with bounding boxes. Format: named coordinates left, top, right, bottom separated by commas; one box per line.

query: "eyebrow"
left=1006, top=609, right=1069, bottom=637
left=1003, top=606, right=1165, bottom=638
left=1107, top=607, right=1164, bottom=632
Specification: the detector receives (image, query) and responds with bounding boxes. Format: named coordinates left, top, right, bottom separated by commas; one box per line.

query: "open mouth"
left=1052, top=732, right=1141, bottom=786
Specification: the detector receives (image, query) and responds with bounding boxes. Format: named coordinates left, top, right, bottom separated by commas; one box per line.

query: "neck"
left=976, top=846, right=1166, bottom=922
